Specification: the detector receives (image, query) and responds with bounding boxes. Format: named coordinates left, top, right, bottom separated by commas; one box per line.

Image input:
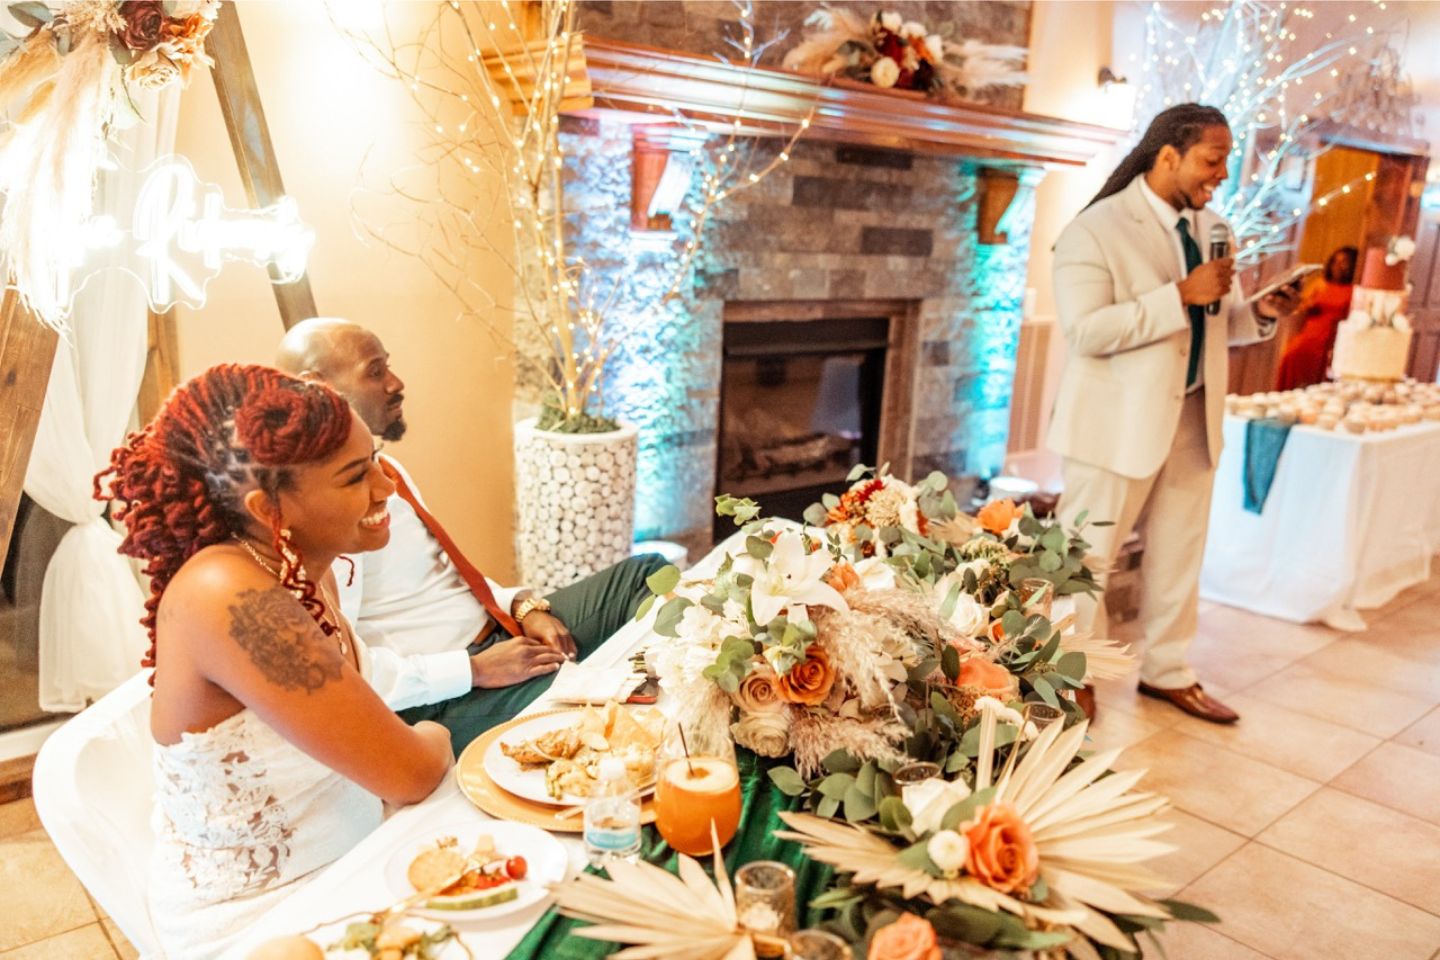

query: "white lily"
left=734, top=532, right=848, bottom=627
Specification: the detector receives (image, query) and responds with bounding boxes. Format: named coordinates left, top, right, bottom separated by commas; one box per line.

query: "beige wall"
left=1008, top=1, right=1126, bottom=477
left=172, top=0, right=518, bottom=579
left=1023, top=0, right=1128, bottom=320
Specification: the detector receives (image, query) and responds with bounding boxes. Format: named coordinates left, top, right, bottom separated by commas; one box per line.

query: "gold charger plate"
left=456, top=707, right=657, bottom=833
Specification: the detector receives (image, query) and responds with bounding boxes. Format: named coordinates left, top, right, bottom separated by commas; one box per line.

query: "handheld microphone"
left=1207, top=223, right=1229, bottom=316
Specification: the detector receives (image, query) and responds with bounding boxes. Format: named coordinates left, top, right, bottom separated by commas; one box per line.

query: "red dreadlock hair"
left=95, top=363, right=353, bottom=681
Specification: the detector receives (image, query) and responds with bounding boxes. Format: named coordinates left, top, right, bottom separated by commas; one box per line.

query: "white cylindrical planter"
left=513, top=417, right=638, bottom=593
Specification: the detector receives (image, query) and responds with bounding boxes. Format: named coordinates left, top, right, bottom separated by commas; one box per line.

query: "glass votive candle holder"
left=1026, top=702, right=1065, bottom=732
left=892, top=761, right=942, bottom=786
left=736, top=860, right=797, bottom=952
left=788, top=928, right=854, bottom=960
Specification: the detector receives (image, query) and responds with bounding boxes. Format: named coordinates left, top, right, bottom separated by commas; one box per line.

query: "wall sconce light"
left=1097, top=66, right=1138, bottom=131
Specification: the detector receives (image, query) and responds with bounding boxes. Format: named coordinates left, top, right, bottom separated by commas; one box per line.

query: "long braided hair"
left=1087, top=103, right=1230, bottom=209
left=95, top=364, right=353, bottom=681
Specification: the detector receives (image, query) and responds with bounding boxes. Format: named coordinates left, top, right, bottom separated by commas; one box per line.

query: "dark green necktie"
left=1176, top=217, right=1205, bottom=389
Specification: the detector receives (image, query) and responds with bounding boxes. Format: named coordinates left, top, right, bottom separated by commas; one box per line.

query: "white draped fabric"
left=1201, top=415, right=1440, bottom=631
left=23, top=87, right=179, bottom=712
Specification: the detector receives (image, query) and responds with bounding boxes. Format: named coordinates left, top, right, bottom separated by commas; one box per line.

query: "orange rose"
left=868, top=912, right=941, bottom=960
left=825, top=562, right=861, bottom=594
left=775, top=644, right=837, bottom=706
left=962, top=802, right=1039, bottom=895
left=956, top=656, right=1018, bottom=699
left=976, top=498, right=1022, bottom=535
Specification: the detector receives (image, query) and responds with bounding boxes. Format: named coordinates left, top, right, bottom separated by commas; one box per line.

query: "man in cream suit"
left=1050, top=104, right=1296, bottom=723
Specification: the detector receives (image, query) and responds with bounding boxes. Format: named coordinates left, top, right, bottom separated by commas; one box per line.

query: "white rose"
left=731, top=710, right=791, bottom=758
left=927, top=829, right=970, bottom=876
left=871, top=56, right=900, bottom=88
left=926, top=34, right=944, bottom=58
left=948, top=591, right=989, bottom=638
left=880, top=11, right=902, bottom=33
left=899, top=498, right=921, bottom=535
left=854, top=556, right=897, bottom=592
left=900, top=20, right=926, bottom=38
left=902, top=777, right=972, bottom=836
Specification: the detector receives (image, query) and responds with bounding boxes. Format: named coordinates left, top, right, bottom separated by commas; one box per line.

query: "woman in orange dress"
left=1276, top=246, right=1357, bottom=390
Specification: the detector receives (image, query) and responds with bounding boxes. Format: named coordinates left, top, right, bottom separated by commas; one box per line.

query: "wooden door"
left=1408, top=210, right=1440, bottom=383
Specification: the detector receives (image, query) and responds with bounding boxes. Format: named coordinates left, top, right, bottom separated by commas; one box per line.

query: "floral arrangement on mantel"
left=638, top=466, right=1126, bottom=779
left=0, top=0, right=219, bottom=327
left=781, top=7, right=1027, bottom=99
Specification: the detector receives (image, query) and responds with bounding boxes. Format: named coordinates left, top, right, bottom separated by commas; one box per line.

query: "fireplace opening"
left=715, top=315, right=889, bottom=537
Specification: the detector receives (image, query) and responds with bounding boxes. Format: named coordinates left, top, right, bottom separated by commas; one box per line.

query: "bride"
left=96, top=363, right=453, bottom=959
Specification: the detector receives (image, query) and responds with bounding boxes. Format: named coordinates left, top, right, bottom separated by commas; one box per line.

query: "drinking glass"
left=788, top=929, right=853, bottom=960
left=654, top=721, right=741, bottom=856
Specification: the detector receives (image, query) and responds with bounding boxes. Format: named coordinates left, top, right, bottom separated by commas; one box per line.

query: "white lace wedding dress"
left=148, top=707, right=382, bottom=959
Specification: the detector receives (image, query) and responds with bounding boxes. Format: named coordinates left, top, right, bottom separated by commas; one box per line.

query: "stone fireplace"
left=548, top=33, right=1121, bottom=555
left=716, top=299, right=916, bottom=538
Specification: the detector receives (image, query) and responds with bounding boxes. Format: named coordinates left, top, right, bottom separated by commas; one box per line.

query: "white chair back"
left=32, top=670, right=160, bottom=958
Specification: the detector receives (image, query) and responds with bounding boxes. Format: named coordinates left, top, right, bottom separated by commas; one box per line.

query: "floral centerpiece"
left=775, top=702, right=1216, bottom=957
left=638, top=466, right=1123, bottom=779
left=781, top=7, right=1027, bottom=99
left=548, top=468, right=1212, bottom=957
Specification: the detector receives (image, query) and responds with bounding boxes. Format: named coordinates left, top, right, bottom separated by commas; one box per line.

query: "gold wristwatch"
left=513, top=595, right=552, bottom=623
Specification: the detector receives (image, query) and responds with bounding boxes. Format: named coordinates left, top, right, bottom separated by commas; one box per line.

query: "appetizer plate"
left=482, top=709, right=591, bottom=807
left=381, top=820, right=566, bottom=921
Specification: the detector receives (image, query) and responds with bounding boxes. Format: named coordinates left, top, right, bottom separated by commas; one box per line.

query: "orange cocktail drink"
left=655, top=756, right=742, bottom=856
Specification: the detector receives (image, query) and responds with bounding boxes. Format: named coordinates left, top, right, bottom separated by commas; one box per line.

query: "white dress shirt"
left=1139, top=176, right=1205, bottom=391
left=337, top=457, right=525, bottom=710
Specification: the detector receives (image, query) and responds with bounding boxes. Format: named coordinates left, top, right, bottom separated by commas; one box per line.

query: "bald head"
left=277, top=317, right=408, bottom=441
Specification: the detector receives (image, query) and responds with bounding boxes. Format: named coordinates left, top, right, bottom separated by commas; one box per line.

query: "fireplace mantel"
left=564, top=37, right=1125, bottom=168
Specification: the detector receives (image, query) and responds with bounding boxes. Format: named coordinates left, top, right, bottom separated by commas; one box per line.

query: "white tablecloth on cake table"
left=219, top=533, right=746, bottom=960
left=1200, top=416, right=1440, bottom=630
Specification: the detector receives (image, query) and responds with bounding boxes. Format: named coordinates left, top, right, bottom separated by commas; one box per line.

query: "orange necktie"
left=380, top=459, right=523, bottom=638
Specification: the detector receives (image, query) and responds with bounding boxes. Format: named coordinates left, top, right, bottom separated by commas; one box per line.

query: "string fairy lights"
left=330, top=0, right=812, bottom=427
left=1140, top=0, right=1415, bottom=265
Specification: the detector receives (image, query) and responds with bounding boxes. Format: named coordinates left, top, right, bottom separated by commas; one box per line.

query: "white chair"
left=32, top=670, right=161, bottom=958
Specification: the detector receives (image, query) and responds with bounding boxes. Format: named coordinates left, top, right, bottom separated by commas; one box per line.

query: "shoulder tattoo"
left=227, top=587, right=343, bottom=692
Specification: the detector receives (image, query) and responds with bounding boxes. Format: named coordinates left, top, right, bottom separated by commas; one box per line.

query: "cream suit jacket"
left=1046, top=176, right=1274, bottom=480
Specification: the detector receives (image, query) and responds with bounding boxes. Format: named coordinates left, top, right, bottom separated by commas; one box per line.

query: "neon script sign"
left=77, top=155, right=314, bottom=312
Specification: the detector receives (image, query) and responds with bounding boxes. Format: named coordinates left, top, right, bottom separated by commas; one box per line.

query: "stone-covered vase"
left=513, top=417, right=638, bottom=593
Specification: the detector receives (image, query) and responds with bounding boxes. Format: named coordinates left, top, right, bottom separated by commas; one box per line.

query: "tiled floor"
left=2, top=577, right=1438, bottom=958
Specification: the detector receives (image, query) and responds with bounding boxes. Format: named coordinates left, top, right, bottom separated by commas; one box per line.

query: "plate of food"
left=381, top=821, right=567, bottom=921
left=483, top=700, right=664, bottom=806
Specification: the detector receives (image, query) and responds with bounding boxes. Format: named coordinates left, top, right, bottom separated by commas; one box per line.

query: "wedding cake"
left=1332, top=239, right=1415, bottom=382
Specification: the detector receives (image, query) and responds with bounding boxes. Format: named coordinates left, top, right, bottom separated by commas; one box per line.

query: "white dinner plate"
left=381, top=820, right=567, bottom=921
left=483, top=709, right=594, bottom=807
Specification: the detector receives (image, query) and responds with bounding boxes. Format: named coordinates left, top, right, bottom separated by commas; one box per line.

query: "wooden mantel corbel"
left=631, top=125, right=709, bottom=233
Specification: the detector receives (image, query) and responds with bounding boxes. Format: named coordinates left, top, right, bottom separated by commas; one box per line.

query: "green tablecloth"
left=504, top=750, right=835, bottom=959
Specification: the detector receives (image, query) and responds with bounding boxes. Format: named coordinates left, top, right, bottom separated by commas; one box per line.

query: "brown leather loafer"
left=1075, top=684, right=1096, bottom=720
left=1137, top=682, right=1239, bottom=724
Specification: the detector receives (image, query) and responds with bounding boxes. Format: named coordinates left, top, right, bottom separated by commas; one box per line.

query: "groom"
left=1048, top=104, right=1296, bottom=724
left=276, top=317, right=665, bottom=748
